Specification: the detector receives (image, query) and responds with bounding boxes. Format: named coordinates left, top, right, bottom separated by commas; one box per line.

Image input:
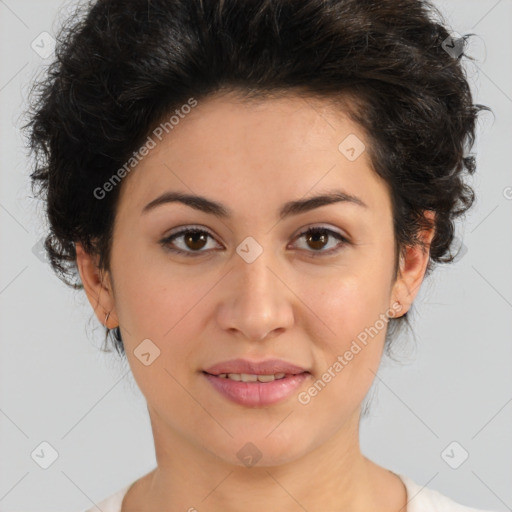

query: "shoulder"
left=78, top=483, right=132, bottom=512
left=398, top=473, right=499, bottom=512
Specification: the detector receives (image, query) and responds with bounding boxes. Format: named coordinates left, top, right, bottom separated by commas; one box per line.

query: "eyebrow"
left=141, top=189, right=368, bottom=220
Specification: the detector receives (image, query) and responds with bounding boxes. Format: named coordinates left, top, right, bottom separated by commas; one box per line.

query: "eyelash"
left=160, top=225, right=349, bottom=258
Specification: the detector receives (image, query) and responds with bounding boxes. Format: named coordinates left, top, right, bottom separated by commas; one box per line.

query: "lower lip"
left=203, top=372, right=310, bottom=407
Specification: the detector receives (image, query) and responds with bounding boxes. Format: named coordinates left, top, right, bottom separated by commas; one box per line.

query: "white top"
left=80, top=473, right=498, bottom=512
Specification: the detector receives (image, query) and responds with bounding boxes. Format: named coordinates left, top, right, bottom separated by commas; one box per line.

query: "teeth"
left=239, top=373, right=257, bottom=382
left=216, top=373, right=288, bottom=382
left=256, top=374, right=277, bottom=382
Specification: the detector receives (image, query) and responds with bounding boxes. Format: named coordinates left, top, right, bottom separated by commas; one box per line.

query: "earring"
left=104, top=311, right=120, bottom=329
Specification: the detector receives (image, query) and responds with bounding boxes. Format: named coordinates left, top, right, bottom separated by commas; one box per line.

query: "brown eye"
left=293, top=226, right=348, bottom=257
left=160, top=227, right=220, bottom=257
left=183, top=231, right=208, bottom=251
left=305, top=230, right=329, bottom=250
left=161, top=225, right=348, bottom=259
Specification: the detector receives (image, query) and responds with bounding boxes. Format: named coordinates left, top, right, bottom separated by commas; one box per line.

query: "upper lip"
left=203, top=358, right=309, bottom=376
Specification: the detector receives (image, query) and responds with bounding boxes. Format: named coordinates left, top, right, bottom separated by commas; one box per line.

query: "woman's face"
left=78, top=92, right=430, bottom=467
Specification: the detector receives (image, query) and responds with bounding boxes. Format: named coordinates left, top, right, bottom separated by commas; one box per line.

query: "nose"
left=215, top=244, right=295, bottom=342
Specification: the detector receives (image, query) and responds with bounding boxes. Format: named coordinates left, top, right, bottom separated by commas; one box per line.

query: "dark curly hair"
left=24, top=0, right=490, bottom=358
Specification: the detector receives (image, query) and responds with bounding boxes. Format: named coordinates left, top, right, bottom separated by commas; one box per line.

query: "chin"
left=200, top=428, right=312, bottom=468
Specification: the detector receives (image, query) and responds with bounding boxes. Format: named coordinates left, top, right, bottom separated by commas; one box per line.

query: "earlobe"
left=75, top=242, right=118, bottom=327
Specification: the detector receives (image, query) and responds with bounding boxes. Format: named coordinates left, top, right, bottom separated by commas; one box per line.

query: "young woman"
left=25, top=0, right=495, bottom=510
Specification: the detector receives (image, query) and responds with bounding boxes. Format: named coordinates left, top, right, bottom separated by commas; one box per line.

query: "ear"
left=75, top=242, right=118, bottom=328
left=390, top=210, right=436, bottom=315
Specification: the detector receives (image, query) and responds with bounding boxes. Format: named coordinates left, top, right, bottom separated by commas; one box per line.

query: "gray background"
left=0, top=0, right=511, bottom=510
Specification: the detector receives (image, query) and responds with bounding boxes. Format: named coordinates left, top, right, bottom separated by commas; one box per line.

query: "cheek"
left=301, top=259, right=393, bottom=385
left=309, top=266, right=392, bottom=339
left=114, top=246, right=221, bottom=356
left=111, top=234, right=200, bottom=337
left=113, top=261, right=205, bottom=408
left=295, top=278, right=389, bottom=423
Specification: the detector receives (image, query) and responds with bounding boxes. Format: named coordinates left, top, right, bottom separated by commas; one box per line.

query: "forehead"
left=116, top=91, right=392, bottom=220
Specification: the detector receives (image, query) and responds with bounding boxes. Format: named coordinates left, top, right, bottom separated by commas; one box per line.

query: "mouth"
left=206, top=372, right=290, bottom=382
left=201, top=358, right=311, bottom=407
left=203, top=357, right=309, bottom=376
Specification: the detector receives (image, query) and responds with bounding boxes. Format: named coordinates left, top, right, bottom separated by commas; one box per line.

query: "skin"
left=76, top=91, right=435, bottom=512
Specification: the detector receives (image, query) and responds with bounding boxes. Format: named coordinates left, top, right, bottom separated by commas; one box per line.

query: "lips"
left=202, top=358, right=311, bottom=407
left=203, top=358, right=309, bottom=376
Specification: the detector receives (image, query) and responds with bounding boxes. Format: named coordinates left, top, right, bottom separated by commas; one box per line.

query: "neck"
left=131, top=406, right=394, bottom=512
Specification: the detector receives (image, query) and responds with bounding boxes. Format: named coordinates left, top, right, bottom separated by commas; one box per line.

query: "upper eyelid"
left=164, top=224, right=218, bottom=242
